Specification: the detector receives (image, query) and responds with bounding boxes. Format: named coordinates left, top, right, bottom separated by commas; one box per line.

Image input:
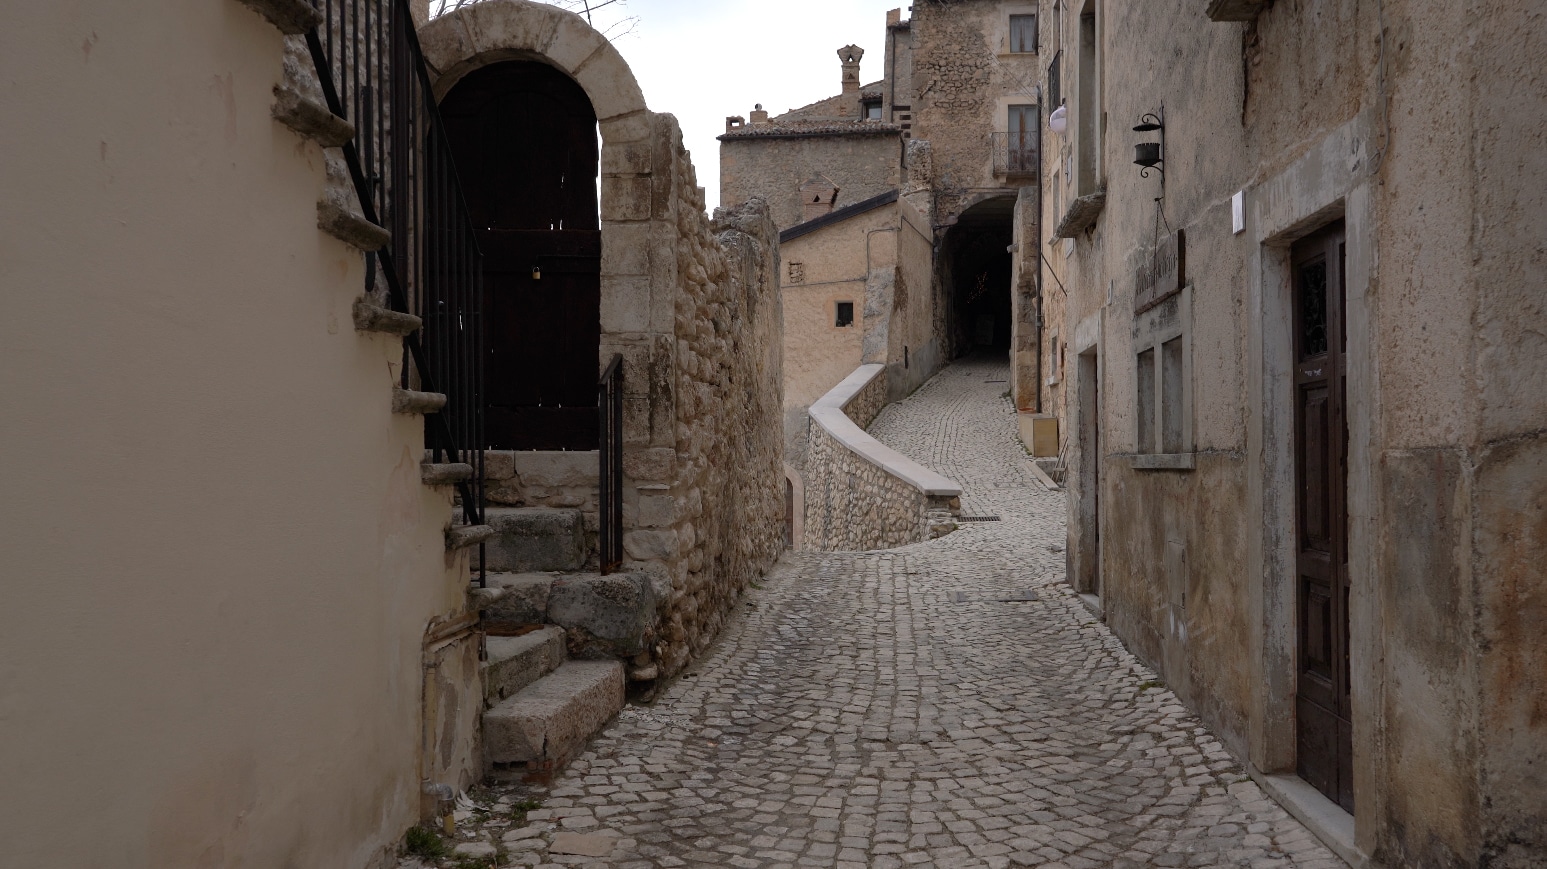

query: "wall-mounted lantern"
left=1132, top=107, right=1165, bottom=180
left=1048, top=104, right=1068, bottom=134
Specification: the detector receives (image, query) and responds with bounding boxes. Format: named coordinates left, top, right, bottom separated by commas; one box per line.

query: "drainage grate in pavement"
left=958, top=515, right=1002, bottom=522
left=948, top=590, right=1040, bottom=603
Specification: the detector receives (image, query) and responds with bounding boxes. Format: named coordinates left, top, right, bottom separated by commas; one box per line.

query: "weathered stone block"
left=482, top=507, right=586, bottom=572
left=601, top=222, right=650, bottom=277
left=601, top=176, right=652, bottom=222
left=547, top=572, right=659, bottom=657
left=601, top=141, right=653, bottom=176
left=572, top=43, right=648, bottom=120
left=483, top=661, right=624, bottom=766
left=512, top=451, right=596, bottom=489
left=623, top=447, right=675, bottom=482
left=637, top=494, right=674, bottom=527
left=485, top=572, right=554, bottom=627
left=484, top=450, right=516, bottom=482
left=623, top=529, right=678, bottom=561
left=483, top=625, right=565, bottom=705
left=600, top=275, right=651, bottom=333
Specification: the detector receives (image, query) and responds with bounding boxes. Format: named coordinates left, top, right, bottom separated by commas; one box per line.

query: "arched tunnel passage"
left=941, top=196, right=1016, bottom=359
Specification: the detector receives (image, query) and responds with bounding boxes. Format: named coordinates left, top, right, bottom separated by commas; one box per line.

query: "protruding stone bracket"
left=318, top=198, right=391, bottom=251
left=353, top=300, right=423, bottom=336
left=1205, top=0, right=1270, bottom=22
left=236, top=0, right=323, bottom=35
left=446, top=523, right=497, bottom=551
left=393, top=388, right=448, bottom=415
left=422, top=462, right=475, bottom=485
left=273, top=85, right=356, bottom=147
left=1053, top=190, right=1107, bottom=239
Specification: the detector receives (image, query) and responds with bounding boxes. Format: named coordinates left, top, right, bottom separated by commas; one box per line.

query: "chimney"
left=750, top=103, right=769, bottom=125
left=886, top=9, right=901, bottom=26
left=838, top=45, right=865, bottom=115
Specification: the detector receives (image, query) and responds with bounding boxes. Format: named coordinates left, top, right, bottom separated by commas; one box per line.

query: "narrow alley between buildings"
left=432, top=357, right=1344, bottom=869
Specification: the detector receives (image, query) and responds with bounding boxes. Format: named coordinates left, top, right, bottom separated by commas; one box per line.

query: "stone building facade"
left=1034, top=1, right=1547, bottom=866
left=723, top=2, right=1051, bottom=546
left=0, top=0, right=784, bottom=863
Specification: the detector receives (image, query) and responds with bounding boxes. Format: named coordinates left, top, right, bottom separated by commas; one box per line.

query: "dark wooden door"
left=440, top=61, right=600, bottom=450
left=1292, top=222, right=1353, bottom=812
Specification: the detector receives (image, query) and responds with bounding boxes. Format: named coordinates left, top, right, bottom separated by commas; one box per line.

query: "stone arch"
left=418, top=0, right=656, bottom=340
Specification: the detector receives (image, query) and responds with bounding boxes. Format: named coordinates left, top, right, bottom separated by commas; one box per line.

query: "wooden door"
left=440, top=61, right=601, bottom=450
left=1292, top=222, right=1353, bottom=812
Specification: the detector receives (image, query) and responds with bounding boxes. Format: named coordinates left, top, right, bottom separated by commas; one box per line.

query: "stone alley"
left=426, top=358, right=1345, bottom=869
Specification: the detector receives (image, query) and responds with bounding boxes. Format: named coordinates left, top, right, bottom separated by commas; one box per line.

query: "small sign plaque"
left=1134, top=229, right=1185, bottom=313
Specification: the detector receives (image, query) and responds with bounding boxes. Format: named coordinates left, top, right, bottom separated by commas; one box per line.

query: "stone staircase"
left=466, top=456, right=648, bottom=782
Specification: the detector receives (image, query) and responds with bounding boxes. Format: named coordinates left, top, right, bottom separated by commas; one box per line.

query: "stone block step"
left=483, top=661, right=624, bottom=780
left=479, top=507, right=587, bottom=573
left=483, top=572, right=555, bottom=632
left=483, top=626, right=566, bottom=706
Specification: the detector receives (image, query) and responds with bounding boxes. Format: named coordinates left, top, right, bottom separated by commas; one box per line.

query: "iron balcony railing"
left=598, top=354, right=624, bottom=575
left=301, top=0, right=487, bottom=581
left=992, top=131, right=1041, bottom=177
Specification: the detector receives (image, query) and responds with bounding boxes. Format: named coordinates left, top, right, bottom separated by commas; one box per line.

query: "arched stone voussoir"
left=418, top=0, right=648, bottom=121
left=571, top=40, right=647, bottom=122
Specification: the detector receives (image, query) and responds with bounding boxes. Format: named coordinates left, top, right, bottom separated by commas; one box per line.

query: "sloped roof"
left=719, top=120, right=902, bottom=141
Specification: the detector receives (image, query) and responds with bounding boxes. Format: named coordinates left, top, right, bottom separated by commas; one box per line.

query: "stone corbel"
left=1205, top=0, right=1270, bottom=22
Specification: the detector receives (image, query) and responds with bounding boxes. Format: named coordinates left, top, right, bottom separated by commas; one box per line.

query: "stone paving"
left=425, top=356, right=1345, bottom=869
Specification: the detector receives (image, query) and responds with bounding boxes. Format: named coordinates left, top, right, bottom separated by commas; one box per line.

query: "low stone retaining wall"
left=803, top=364, right=961, bottom=550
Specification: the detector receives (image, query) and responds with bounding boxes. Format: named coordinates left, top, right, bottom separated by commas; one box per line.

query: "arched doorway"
left=942, top=196, right=1015, bottom=358
left=440, top=61, right=601, bottom=450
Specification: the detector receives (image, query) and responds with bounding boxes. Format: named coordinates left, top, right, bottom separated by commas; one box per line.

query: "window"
left=1076, top=3, right=1099, bottom=196
left=863, top=100, right=883, bottom=121
left=1010, top=14, right=1037, bottom=53
left=1008, top=105, right=1038, bottom=173
left=835, top=301, right=855, bottom=327
left=1047, top=331, right=1061, bottom=383
left=1048, top=50, right=1062, bottom=110
left=1131, top=287, right=1192, bottom=463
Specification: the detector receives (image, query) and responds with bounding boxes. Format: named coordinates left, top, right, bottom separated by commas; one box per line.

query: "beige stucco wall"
left=0, top=1, right=475, bottom=865
left=1041, top=0, right=1547, bottom=865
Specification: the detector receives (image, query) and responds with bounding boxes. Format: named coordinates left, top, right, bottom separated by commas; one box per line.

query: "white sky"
left=539, top=0, right=906, bottom=211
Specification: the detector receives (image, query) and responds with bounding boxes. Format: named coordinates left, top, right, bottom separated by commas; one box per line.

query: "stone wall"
left=802, top=364, right=960, bottom=551
left=420, top=2, right=786, bottom=688
left=651, top=137, right=786, bottom=678
left=1040, top=0, right=1547, bottom=865
left=720, top=133, right=901, bottom=231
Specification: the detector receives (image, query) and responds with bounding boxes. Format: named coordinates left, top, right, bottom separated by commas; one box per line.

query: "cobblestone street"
left=458, top=356, right=1345, bottom=869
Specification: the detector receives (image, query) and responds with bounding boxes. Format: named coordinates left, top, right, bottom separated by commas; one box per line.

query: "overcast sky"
left=541, top=0, right=906, bottom=211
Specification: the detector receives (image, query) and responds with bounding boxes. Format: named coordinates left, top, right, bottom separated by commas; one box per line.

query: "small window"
left=1010, top=14, right=1037, bottom=53
left=835, top=301, right=855, bottom=328
left=863, top=101, right=883, bottom=121
left=1137, top=348, right=1156, bottom=452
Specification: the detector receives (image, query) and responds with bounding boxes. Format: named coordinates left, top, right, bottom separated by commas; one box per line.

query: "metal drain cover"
left=948, top=590, right=1040, bottom=603
left=958, top=515, right=1002, bottom=522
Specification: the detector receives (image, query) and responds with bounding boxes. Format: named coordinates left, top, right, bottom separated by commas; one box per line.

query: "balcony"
left=992, top=132, right=1040, bottom=178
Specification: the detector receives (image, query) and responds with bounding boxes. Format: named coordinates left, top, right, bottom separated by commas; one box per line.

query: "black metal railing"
left=598, top=354, right=624, bottom=575
left=992, top=131, right=1040, bottom=177
left=301, top=0, right=486, bottom=578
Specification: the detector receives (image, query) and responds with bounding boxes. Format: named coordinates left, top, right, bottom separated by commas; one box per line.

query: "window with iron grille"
left=1010, top=14, right=1038, bottom=53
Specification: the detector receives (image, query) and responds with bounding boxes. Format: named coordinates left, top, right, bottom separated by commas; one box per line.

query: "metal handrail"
left=301, top=0, right=487, bottom=583
left=598, top=354, right=624, bottom=575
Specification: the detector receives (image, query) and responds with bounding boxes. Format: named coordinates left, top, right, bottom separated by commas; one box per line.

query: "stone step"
left=317, top=196, right=390, bottom=252
left=353, top=300, right=421, bottom=336
left=479, top=507, right=587, bottom=573
left=482, top=626, right=566, bottom=707
left=483, top=660, right=624, bottom=781
left=272, top=84, right=355, bottom=147
left=446, top=524, right=496, bottom=551
left=237, top=0, right=321, bottom=34
left=393, top=388, right=447, bottom=415
left=483, top=572, right=555, bottom=632
left=422, top=462, right=473, bottom=486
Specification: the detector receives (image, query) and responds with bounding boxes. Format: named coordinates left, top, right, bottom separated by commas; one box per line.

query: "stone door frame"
left=1244, top=112, right=1381, bottom=858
